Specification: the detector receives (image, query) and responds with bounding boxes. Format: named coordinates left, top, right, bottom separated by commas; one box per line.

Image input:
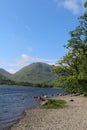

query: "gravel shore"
left=10, top=95, right=87, bottom=130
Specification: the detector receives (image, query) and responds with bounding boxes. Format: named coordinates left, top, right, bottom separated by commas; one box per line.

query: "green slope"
left=0, top=73, right=15, bottom=85
left=12, top=62, right=57, bottom=84
left=0, top=74, right=9, bottom=80
left=0, top=68, right=12, bottom=77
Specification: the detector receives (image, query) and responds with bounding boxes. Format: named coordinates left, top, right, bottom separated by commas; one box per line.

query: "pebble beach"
left=10, top=95, right=87, bottom=130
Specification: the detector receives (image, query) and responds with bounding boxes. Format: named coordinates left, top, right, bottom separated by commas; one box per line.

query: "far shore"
left=10, top=94, right=87, bottom=130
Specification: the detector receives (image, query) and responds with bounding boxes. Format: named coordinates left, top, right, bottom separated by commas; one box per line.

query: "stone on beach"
left=11, top=95, right=87, bottom=130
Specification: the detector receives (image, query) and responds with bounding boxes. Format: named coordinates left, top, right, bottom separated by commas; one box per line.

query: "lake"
left=0, top=85, right=65, bottom=130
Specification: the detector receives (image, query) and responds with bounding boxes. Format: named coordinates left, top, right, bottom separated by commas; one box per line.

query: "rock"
left=69, top=99, right=74, bottom=102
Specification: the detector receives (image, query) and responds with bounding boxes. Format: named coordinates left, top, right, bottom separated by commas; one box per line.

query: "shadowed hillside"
left=0, top=68, right=11, bottom=77
left=0, top=73, right=15, bottom=85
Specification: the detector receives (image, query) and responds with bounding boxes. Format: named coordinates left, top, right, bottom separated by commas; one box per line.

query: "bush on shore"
left=40, top=99, right=67, bottom=109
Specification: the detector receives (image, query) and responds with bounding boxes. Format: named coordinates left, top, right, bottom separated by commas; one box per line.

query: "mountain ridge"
left=0, top=62, right=57, bottom=86
left=11, top=62, right=56, bottom=84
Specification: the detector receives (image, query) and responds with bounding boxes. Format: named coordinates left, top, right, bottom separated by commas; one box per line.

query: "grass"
left=40, top=99, right=67, bottom=109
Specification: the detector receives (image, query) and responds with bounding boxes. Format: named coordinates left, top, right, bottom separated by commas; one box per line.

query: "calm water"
left=0, top=85, right=65, bottom=130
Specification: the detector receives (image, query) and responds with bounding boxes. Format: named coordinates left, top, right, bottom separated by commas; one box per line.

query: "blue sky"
left=0, top=0, right=86, bottom=73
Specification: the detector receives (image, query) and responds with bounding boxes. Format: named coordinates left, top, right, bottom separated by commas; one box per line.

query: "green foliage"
left=84, top=92, right=87, bottom=96
left=84, top=1, right=87, bottom=18
left=40, top=99, right=67, bottom=109
left=53, top=4, right=87, bottom=93
left=84, top=1, right=87, bottom=8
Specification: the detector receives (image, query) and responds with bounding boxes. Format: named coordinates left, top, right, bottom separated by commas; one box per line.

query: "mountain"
left=0, top=68, right=12, bottom=77
left=0, top=74, right=9, bottom=80
left=11, top=62, right=57, bottom=84
left=0, top=62, right=58, bottom=87
left=0, top=73, right=15, bottom=85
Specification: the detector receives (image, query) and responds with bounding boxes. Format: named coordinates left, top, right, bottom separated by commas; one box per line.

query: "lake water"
left=0, top=85, right=65, bottom=130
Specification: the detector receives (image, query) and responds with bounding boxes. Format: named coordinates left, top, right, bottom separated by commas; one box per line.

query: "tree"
left=53, top=2, right=87, bottom=93
left=84, top=1, right=87, bottom=18
left=84, top=1, right=87, bottom=8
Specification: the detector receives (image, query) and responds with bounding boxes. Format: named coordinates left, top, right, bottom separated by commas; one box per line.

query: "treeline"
left=0, top=79, right=16, bottom=85
left=0, top=79, right=54, bottom=88
left=53, top=2, right=87, bottom=94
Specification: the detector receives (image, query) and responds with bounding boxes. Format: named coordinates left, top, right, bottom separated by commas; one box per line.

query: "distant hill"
left=0, top=68, right=11, bottom=77
left=0, top=62, right=58, bottom=87
left=0, top=73, right=15, bottom=85
left=11, top=62, right=57, bottom=84
left=0, top=74, right=9, bottom=80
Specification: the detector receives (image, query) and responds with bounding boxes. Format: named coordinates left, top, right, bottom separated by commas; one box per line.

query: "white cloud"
left=21, top=54, right=30, bottom=61
left=54, top=0, right=86, bottom=15
left=21, top=54, right=57, bottom=64
left=63, top=0, right=80, bottom=14
left=7, top=69, right=17, bottom=74
left=7, top=54, right=57, bottom=73
left=8, top=60, right=25, bottom=67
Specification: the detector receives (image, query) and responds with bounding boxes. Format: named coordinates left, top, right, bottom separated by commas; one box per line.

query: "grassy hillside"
left=0, top=74, right=15, bottom=85
left=0, top=68, right=12, bottom=77
left=0, top=74, right=9, bottom=80
left=11, top=62, right=57, bottom=84
left=0, top=62, right=59, bottom=87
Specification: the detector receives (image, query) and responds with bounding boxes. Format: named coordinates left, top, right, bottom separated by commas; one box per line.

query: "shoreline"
left=10, top=95, right=87, bottom=130
left=0, top=86, right=65, bottom=130
left=3, top=111, right=26, bottom=130
left=6, top=100, right=42, bottom=130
